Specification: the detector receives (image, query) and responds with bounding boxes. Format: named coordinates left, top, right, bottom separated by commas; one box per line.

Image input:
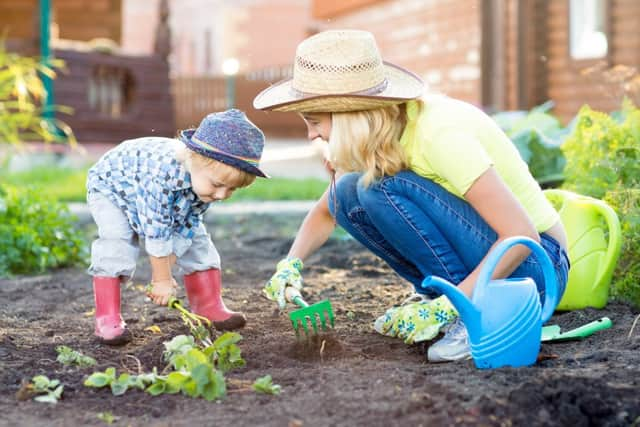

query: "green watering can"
left=544, top=189, right=622, bottom=310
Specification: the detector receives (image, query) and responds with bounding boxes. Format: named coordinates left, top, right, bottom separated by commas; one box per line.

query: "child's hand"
left=147, top=278, right=178, bottom=306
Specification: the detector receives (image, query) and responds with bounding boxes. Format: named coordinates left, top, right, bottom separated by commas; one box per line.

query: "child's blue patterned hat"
left=180, top=109, right=268, bottom=178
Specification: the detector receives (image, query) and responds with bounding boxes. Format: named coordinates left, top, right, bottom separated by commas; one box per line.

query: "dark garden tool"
left=541, top=316, right=612, bottom=342
left=285, top=287, right=335, bottom=337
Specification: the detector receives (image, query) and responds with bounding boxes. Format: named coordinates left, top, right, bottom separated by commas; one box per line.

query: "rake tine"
left=286, top=287, right=336, bottom=338
left=292, top=319, right=301, bottom=338
left=319, top=313, right=327, bottom=331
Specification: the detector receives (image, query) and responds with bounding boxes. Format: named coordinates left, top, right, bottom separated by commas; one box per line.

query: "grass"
left=3, top=167, right=89, bottom=202
left=231, top=177, right=328, bottom=201
left=2, top=166, right=329, bottom=202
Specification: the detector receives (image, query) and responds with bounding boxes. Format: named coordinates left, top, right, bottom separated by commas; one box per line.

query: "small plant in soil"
left=252, top=375, right=282, bottom=395
left=85, top=332, right=275, bottom=401
left=96, top=411, right=118, bottom=425
left=56, top=345, right=97, bottom=368
left=16, top=375, right=64, bottom=404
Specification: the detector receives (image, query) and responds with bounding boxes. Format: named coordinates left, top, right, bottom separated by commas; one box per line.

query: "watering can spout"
left=421, top=276, right=481, bottom=339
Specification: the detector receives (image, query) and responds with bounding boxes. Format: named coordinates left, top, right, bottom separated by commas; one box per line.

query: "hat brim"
left=180, top=130, right=269, bottom=178
left=253, top=62, right=423, bottom=113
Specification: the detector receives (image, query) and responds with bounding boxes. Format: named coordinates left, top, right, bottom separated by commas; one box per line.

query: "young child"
left=86, top=109, right=268, bottom=345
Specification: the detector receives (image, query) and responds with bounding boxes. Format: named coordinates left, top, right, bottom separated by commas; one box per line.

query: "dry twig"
left=628, top=314, right=640, bottom=340
left=121, top=354, right=143, bottom=374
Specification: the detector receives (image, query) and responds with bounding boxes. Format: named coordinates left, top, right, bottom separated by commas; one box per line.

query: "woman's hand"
left=147, top=278, right=178, bottom=306
left=373, top=295, right=458, bottom=344
left=263, top=257, right=304, bottom=309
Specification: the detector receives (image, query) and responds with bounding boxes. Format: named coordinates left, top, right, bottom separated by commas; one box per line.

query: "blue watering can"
left=422, top=236, right=559, bottom=369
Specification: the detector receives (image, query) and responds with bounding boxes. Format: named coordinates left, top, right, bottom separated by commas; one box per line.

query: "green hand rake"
left=285, top=287, right=335, bottom=338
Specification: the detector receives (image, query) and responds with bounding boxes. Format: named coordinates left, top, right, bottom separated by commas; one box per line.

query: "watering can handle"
left=587, top=198, right=622, bottom=288
left=475, top=236, right=559, bottom=323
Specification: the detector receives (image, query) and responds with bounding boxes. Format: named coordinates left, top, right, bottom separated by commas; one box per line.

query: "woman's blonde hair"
left=329, top=101, right=419, bottom=186
left=175, top=144, right=256, bottom=188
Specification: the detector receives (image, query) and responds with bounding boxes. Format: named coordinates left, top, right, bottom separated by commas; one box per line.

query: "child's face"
left=301, top=113, right=332, bottom=142
left=189, top=159, right=239, bottom=203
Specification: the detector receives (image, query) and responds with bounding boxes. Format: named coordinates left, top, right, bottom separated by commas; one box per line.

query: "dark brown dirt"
left=1, top=213, right=639, bottom=427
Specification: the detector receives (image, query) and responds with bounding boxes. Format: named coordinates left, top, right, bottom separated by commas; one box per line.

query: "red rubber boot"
left=183, top=269, right=246, bottom=330
left=93, top=276, right=130, bottom=345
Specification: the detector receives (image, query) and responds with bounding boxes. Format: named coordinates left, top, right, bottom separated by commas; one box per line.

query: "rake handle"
left=285, top=287, right=309, bottom=308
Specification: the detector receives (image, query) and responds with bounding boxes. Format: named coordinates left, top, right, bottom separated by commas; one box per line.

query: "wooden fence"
left=172, top=69, right=306, bottom=138
left=54, top=49, right=175, bottom=143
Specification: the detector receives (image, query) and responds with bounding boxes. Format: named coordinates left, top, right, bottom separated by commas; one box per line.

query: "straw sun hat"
left=253, top=30, right=424, bottom=113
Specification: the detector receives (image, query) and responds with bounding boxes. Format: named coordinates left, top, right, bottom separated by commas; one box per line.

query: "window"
left=569, top=0, right=608, bottom=60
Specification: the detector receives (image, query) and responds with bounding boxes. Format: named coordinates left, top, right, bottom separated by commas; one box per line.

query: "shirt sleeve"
left=135, top=176, right=175, bottom=257
left=426, top=127, right=494, bottom=195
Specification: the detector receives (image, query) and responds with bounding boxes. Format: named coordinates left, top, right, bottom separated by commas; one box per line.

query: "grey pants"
left=87, top=192, right=220, bottom=277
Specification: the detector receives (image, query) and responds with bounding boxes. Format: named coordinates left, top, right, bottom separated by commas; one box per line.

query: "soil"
left=1, top=213, right=639, bottom=427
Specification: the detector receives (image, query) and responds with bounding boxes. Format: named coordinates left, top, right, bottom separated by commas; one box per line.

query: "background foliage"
left=562, top=100, right=640, bottom=306
left=0, top=41, right=84, bottom=277
left=492, top=101, right=568, bottom=187
left=0, top=39, right=75, bottom=146
left=0, top=185, right=88, bottom=276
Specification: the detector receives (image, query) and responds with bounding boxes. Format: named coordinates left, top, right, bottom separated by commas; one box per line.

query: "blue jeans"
left=328, top=171, right=569, bottom=300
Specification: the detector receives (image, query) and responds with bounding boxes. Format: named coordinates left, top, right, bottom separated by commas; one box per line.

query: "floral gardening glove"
left=263, top=257, right=304, bottom=309
left=373, top=295, right=458, bottom=344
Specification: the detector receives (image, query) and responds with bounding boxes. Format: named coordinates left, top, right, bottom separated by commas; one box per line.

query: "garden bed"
left=0, top=213, right=639, bottom=426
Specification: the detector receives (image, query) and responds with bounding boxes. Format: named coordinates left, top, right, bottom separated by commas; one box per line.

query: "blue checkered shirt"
left=87, top=137, right=210, bottom=257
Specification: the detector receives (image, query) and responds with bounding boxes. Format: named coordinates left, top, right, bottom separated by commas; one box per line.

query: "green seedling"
left=30, top=375, right=64, bottom=404
left=163, top=334, right=197, bottom=364
left=85, top=333, right=247, bottom=401
left=206, top=332, right=246, bottom=373
left=97, top=412, right=118, bottom=425
left=84, top=367, right=153, bottom=396
left=56, top=345, right=97, bottom=368
left=252, top=375, right=281, bottom=395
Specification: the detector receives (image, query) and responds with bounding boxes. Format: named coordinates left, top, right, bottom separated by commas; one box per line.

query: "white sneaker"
left=427, top=317, right=472, bottom=362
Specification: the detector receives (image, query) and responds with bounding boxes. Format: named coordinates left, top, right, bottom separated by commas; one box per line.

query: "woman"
left=253, top=30, right=569, bottom=362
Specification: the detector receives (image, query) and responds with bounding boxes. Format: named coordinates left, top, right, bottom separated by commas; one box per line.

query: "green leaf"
left=31, top=375, right=51, bottom=391
left=52, top=385, right=64, bottom=399
left=213, top=332, right=242, bottom=349
left=97, top=412, right=118, bottom=425
left=84, top=368, right=115, bottom=388
left=191, top=364, right=212, bottom=394
left=252, top=375, right=281, bottom=395
left=201, top=370, right=226, bottom=401
left=165, top=372, right=188, bottom=394
left=34, top=394, right=59, bottom=404
left=210, top=332, right=245, bottom=373
left=163, top=334, right=196, bottom=363
left=182, top=379, right=199, bottom=397
left=146, top=381, right=167, bottom=396
left=183, top=348, right=209, bottom=371
left=56, top=345, right=97, bottom=367
left=110, top=380, right=129, bottom=396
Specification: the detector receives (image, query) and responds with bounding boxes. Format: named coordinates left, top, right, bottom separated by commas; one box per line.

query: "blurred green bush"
left=0, top=185, right=88, bottom=277
left=492, top=101, right=569, bottom=187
